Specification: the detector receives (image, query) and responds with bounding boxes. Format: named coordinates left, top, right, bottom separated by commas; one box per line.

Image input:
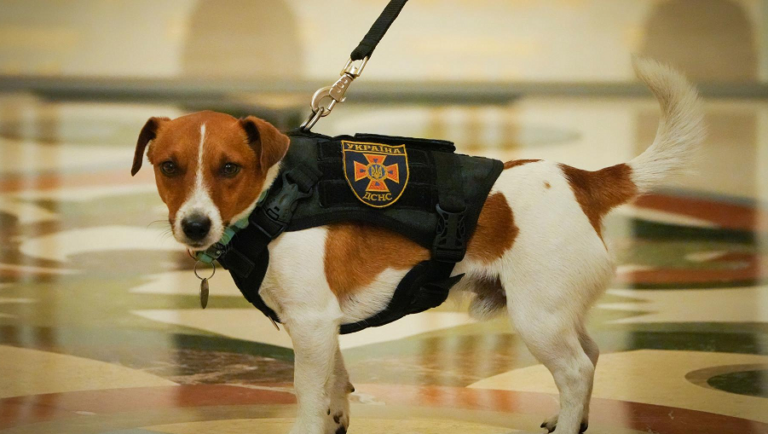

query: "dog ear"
left=132, top=117, right=169, bottom=176
left=239, top=116, right=289, bottom=171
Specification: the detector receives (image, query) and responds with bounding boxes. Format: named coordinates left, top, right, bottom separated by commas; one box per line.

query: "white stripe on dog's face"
left=147, top=112, right=288, bottom=252
left=173, top=123, right=224, bottom=249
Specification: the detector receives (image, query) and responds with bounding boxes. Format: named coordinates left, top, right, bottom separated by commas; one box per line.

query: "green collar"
left=194, top=190, right=269, bottom=264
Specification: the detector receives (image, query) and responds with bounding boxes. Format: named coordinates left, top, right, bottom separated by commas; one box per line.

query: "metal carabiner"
left=300, top=57, right=369, bottom=132
left=309, top=86, right=338, bottom=114
left=301, top=106, right=327, bottom=131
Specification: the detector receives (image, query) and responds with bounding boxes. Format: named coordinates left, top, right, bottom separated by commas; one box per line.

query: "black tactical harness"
left=195, top=0, right=504, bottom=333
left=212, top=130, right=503, bottom=334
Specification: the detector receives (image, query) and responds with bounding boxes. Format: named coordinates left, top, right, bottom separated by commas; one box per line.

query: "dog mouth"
left=179, top=231, right=224, bottom=252
left=171, top=232, right=214, bottom=251
left=182, top=236, right=221, bottom=251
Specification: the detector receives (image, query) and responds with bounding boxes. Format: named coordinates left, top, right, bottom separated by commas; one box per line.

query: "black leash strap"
left=300, top=0, right=409, bottom=131
left=350, top=0, right=409, bottom=61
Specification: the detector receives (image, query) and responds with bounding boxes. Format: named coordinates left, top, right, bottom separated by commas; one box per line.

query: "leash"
left=300, top=0, right=409, bottom=131
left=191, top=0, right=410, bottom=315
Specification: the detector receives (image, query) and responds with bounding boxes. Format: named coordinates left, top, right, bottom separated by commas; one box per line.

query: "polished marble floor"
left=0, top=95, right=767, bottom=433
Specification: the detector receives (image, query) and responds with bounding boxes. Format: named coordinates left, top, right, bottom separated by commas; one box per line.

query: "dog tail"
left=558, top=59, right=705, bottom=230
left=627, top=57, right=706, bottom=193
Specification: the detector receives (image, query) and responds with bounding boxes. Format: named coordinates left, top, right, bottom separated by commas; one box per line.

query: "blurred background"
left=1, top=0, right=767, bottom=194
left=1, top=0, right=767, bottom=81
left=0, top=1, right=767, bottom=434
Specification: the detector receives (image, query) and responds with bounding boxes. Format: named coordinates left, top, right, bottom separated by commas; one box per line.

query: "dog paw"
left=324, top=412, right=348, bottom=434
left=541, top=415, right=558, bottom=433
left=540, top=415, right=588, bottom=433
left=325, top=395, right=350, bottom=434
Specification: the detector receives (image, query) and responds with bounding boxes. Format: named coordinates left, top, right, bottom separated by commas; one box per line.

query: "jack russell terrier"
left=131, top=59, right=704, bottom=434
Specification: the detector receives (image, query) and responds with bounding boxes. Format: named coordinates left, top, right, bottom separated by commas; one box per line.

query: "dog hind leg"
left=538, top=324, right=599, bottom=433
left=577, top=325, right=599, bottom=430
left=502, top=268, right=597, bottom=434
left=512, top=308, right=594, bottom=434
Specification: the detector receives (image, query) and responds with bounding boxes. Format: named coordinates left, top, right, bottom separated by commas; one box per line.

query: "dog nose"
left=182, top=214, right=211, bottom=241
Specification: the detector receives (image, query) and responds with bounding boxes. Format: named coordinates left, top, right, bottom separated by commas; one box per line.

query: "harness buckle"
left=196, top=241, right=228, bottom=264
left=432, top=204, right=467, bottom=263
left=253, top=172, right=313, bottom=239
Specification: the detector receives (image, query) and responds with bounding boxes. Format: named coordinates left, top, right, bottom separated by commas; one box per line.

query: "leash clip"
left=341, top=57, right=368, bottom=78
left=301, top=57, right=368, bottom=131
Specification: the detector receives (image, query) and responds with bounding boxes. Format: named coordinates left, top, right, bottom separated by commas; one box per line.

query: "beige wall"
left=0, top=0, right=765, bottom=82
left=0, top=0, right=197, bottom=77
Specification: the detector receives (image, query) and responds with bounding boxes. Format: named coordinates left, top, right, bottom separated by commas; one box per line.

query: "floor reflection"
left=0, top=96, right=766, bottom=433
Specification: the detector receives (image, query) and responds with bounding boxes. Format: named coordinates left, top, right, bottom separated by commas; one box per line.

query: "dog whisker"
left=147, top=219, right=171, bottom=228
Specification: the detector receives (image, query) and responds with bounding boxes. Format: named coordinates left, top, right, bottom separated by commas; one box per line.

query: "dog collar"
left=194, top=190, right=268, bottom=264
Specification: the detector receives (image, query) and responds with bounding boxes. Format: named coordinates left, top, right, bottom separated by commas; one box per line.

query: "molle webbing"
left=217, top=130, right=504, bottom=334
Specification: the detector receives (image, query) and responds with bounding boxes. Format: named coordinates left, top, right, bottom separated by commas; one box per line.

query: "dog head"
left=132, top=111, right=288, bottom=250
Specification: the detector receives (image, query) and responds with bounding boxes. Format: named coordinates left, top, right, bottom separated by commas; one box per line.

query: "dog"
left=131, top=59, right=704, bottom=434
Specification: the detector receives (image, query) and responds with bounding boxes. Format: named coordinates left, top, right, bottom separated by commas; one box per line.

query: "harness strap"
left=339, top=148, right=471, bottom=334
left=221, top=247, right=256, bottom=278
left=339, top=260, right=462, bottom=334
left=219, top=163, right=322, bottom=324
left=350, top=0, right=409, bottom=61
left=223, top=227, right=276, bottom=322
left=432, top=152, right=468, bottom=263
left=251, top=167, right=320, bottom=239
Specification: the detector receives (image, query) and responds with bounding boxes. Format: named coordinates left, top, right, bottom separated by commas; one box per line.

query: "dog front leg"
left=326, top=345, right=352, bottom=434
left=285, top=315, right=340, bottom=434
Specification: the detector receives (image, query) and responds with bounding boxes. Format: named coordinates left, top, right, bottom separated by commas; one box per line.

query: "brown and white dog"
left=132, top=59, right=704, bottom=434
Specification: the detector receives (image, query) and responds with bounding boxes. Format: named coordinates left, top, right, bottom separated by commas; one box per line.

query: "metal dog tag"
left=200, top=278, right=209, bottom=309
left=193, top=260, right=215, bottom=309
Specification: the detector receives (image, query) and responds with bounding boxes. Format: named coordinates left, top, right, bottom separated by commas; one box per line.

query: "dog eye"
left=160, top=161, right=178, bottom=176
left=221, top=163, right=241, bottom=178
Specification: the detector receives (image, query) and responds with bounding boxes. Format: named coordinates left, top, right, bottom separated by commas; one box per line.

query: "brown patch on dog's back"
left=544, top=181, right=551, bottom=189
left=504, top=159, right=540, bottom=170
left=467, top=192, right=517, bottom=264
left=324, top=223, right=429, bottom=299
left=560, top=163, right=638, bottom=238
left=325, top=194, right=518, bottom=297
